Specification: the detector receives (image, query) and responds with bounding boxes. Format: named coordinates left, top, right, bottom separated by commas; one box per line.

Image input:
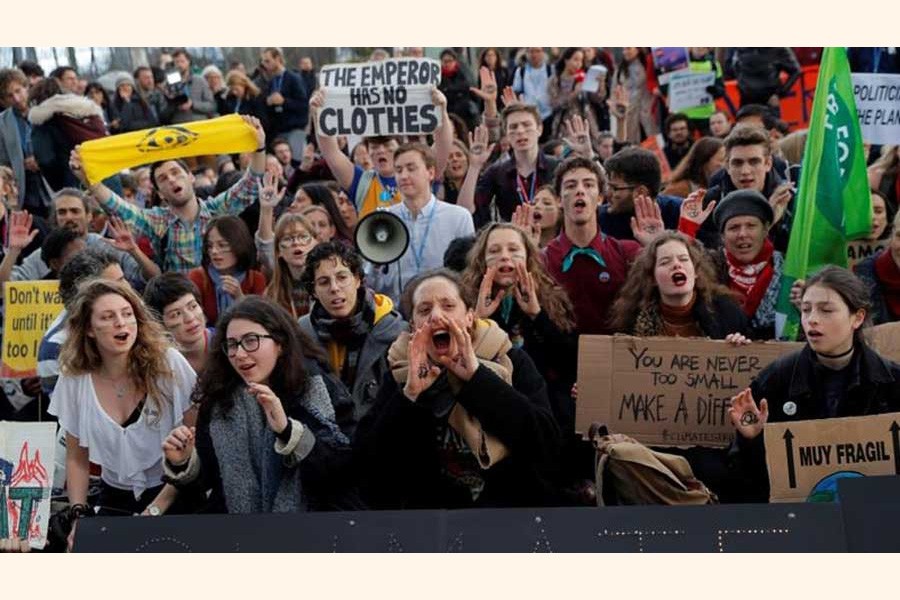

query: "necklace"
left=97, top=372, right=130, bottom=401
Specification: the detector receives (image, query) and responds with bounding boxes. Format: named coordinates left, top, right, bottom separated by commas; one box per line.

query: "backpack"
left=513, top=63, right=553, bottom=93
left=589, top=424, right=718, bottom=506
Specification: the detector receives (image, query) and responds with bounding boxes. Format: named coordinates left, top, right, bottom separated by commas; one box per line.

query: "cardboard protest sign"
left=583, top=65, right=608, bottom=94
left=764, top=412, right=900, bottom=503
left=864, top=322, right=900, bottom=364
left=651, top=47, right=690, bottom=85
left=851, top=73, right=900, bottom=145
left=1, top=422, right=56, bottom=549
left=576, top=336, right=803, bottom=447
left=846, top=239, right=888, bottom=269
left=668, top=71, right=716, bottom=113
left=317, top=58, right=443, bottom=137
left=2, top=281, right=65, bottom=378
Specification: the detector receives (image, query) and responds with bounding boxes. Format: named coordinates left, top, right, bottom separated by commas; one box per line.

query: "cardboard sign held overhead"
left=764, top=412, right=900, bottom=503
left=317, top=58, right=443, bottom=137
left=0, top=422, right=56, bottom=549
left=576, top=336, right=803, bottom=448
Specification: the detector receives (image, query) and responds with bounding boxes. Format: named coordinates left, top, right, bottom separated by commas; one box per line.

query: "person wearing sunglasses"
left=162, top=296, right=358, bottom=514
left=299, top=242, right=406, bottom=426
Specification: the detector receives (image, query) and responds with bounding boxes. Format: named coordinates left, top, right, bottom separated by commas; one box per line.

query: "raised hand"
left=300, top=143, right=317, bottom=172
left=240, top=115, right=266, bottom=148
left=476, top=265, right=505, bottom=318
left=248, top=382, right=289, bottom=433
left=678, top=189, right=715, bottom=231
left=436, top=317, right=479, bottom=382
left=725, top=333, right=752, bottom=346
left=728, top=388, right=769, bottom=440
left=68, top=147, right=89, bottom=186
left=630, top=194, right=665, bottom=246
left=511, top=203, right=541, bottom=247
left=768, top=182, right=793, bottom=225
left=501, top=86, right=520, bottom=107
left=258, top=171, right=286, bottom=210
left=466, top=124, right=496, bottom=172
left=221, top=275, right=244, bottom=299
left=404, top=321, right=442, bottom=401
left=5, top=211, right=38, bottom=251
left=789, top=278, right=806, bottom=310
left=430, top=86, right=448, bottom=112
left=469, top=67, right=498, bottom=104
left=104, top=216, right=138, bottom=253
left=562, top=114, right=592, bottom=159
left=513, top=262, right=541, bottom=318
left=162, top=425, right=196, bottom=466
left=607, top=84, right=629, bottom=118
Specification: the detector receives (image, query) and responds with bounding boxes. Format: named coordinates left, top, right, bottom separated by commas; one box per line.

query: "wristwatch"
left=146, top=504, right=162, bottom=517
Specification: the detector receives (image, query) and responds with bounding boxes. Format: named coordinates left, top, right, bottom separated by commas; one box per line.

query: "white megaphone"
left=354, top=209, right=410, bottom=265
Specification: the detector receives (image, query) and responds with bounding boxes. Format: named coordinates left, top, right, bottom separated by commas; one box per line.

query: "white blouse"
left=48, top=347, right=196, bottom=499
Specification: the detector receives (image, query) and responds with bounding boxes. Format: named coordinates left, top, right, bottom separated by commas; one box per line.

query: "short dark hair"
left=143, top=272, right=202, bottom=319
left=271, top=137, right=291, bottom=150
left=553, top=156, right=608, bottom=197
left=736, top=104, right=776, bottom=130
left=133, top=66, right=152, bottom=79
left=172, top=48, right=192, bottom=63
left=58, top=247, right=121, bottom=309
left=17, top=60, right=44, bottom=78
left=41, top=227, right=82, bottom=267
left=365, top=135, right=401, bottom=149
left=541, top=139, right=564, bottom=157
left=150, top=159, right=191, bottom=190
left=665, top=112, right=690, bottom=133
left=49, top=66, right=76, bottom=80
left=603, top=147, right=662, bottom=197
left=300, top=241, right=364, bottom=295
left=724, top=125, right=771, bottom=156
left=443, top=235, right=477, bottom=273
left=202, top=215, right=256, bottom=272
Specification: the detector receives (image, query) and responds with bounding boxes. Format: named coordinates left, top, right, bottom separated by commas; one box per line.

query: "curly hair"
left=608, top=231, right=734, bottom=332
left=460, top=223, right=576, bottom=333
left=193, top=296, right=327, bottom=414
left=264, top=212, right=318, bottom=318
left=59, top=278, right=174, bottom=419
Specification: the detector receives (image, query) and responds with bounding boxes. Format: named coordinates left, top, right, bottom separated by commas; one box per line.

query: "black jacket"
left=854, top=251, right=895, bottom=325
left=111, top=96, right=159, bottom=133
left=263, top=69, right=309, bottom=136
left=354, top=347, right=562, bottom=509
left=439, top=65, right=479, bottom=130
left=730, top=343, right=900, bottom=502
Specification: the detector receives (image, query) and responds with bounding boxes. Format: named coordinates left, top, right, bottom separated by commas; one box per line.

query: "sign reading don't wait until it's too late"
left=317, top=58, right=443, bottom=137
left=2, top=281, right=65, bottom=378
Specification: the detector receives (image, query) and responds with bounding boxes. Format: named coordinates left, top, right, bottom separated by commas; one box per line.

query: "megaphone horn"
left=354, top=210, right=410, bottom=265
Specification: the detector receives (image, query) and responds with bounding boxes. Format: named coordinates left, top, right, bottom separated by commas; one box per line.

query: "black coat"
left=110, top=96, right=159, bottom=133
left=354, top=347, right=562, bottom=509
left=262, top=69, right=309, bottom=136
left=730, top=343, right=900, bottom=502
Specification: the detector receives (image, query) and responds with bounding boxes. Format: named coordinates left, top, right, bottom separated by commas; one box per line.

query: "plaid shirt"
left=98, top=169, right=263, bottom=273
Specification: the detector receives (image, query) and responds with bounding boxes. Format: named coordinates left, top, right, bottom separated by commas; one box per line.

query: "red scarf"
left=725, top=238, right=775, bottom=317
left=441, top=63, right=460, bottom=78
left=875, top=249, right=900, bottom=318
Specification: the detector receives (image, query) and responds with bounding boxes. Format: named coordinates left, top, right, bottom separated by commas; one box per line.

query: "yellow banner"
left=79, top=114, right=258, bottom=184
left=2, top=281, right=65, bottom=378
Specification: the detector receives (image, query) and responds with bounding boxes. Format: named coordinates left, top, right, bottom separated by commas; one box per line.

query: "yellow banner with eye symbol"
left=78, top=114, right=258, bottom=185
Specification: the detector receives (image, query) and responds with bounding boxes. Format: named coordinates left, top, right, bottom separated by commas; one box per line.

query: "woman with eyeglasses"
left=299, top=242, right=406, bottom=425
left=162, top=296, right=357, bottom=514
left=188, top=214, right=267, bottom=326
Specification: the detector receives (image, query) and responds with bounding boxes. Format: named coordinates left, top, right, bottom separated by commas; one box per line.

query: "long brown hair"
left=59, top=278, right=174, bottom=417
left=460, top=223, right=576, bottom=333
left=668, top=137, right=724, bottom=188
left=264, top=212, right=318, bottom=319
left=608, top=231, right=733, bottom=332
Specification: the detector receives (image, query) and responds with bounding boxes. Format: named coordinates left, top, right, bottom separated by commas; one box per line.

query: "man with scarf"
left=299, top=242, right=407, bottom=431
left=707, top=190, right=783, bottom=340
left=695, top=126, right=794, bottom=253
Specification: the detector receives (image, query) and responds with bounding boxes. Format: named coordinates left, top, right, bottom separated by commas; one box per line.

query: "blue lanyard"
left=272, top=74, right=283, bottom=93
left=404, top=201, right=436, bottom=270
left=516, top=171, right=537, bottom=205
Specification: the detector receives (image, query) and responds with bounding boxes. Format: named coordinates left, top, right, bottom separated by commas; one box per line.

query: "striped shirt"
left=98, top=168, right=263, bottom=273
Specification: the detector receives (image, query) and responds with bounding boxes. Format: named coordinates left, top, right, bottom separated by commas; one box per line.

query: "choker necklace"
left=817, top=346, right=854, bottom=360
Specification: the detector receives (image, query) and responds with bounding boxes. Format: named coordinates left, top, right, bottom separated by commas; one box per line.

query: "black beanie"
left=713, top=189, right=774, bottom=232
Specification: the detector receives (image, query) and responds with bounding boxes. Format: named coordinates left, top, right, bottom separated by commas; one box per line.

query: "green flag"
left=775, top=47, right=872, bottom=340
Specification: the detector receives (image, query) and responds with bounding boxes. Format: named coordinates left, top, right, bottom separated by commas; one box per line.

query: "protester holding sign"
left=355, top=269, right=561, bottom=509
left=49, top=279, right=196, bottom=520
left=310, top=59, right=453, bottom=220
left=855, top=209, right=900, bottom=325
left=728, top=266, right=900, bottom=502
left=162, top=296, right=357, bottom=514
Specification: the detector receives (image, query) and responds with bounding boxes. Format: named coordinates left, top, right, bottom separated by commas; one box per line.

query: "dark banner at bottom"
left=74, top=503, right=846, bottom=552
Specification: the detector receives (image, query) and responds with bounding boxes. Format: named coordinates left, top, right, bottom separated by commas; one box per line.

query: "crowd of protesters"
left=1, top=45, right=899, bottom=552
